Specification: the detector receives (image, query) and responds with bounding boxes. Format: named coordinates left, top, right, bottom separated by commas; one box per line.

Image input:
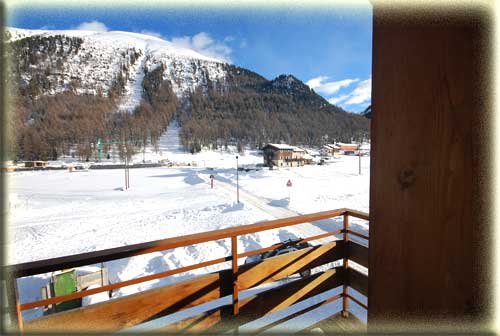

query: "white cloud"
left=171, top=32, right=233, bottom=63
left=328, top=94, right=351, bottom=105
left=306, top=76, right=359, bottom=95
left=343, top=77, right=371, bottom=105
left=306, top=76, right=329, bottom=89
left=328, top=77, right=371, bottom=107
left=75, top=21, right=108, bottom=32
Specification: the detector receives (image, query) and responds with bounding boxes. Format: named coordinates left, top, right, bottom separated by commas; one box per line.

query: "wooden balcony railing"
left=2, top=208, right=369, bottom=333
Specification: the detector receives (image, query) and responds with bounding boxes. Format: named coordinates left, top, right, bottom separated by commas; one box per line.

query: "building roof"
left=336, top=142, right=359, bottom=147
left=264, top=143, right=295, bottom=150
left=305, top=148, right=320, bottom=156
left=291, top=146, right=305, bottom=152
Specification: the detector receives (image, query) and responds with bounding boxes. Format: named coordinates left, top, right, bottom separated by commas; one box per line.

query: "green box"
left=53, top=270, right=81, bottom=312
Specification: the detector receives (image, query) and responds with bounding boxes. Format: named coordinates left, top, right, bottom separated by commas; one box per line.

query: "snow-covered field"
left=6, top=124, right=370, bottom=329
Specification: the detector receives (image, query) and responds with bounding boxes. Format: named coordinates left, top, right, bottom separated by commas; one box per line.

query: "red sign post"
left=210, top=174, right=214, bottom=189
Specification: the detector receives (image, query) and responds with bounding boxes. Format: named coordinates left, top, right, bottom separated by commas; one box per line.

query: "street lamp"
left=236, top=155, right=239, bottom=203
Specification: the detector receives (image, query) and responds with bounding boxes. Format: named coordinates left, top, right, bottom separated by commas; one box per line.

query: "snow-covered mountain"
left=6, top=27, right=227, bottom=112
left=6, top=26, right=370, bottom=162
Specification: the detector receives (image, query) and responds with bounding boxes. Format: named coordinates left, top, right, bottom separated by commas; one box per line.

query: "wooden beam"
left=348, top=294, right=368, bottom=310
left=231, top=236, right=239, bottom=316
left=346, top=209, right=370, bottom=221
left=347, top=230, right=369, bottom=241
left=370, top=5, right=490, bottom=325
left=342, top=214, right=349, bottom=318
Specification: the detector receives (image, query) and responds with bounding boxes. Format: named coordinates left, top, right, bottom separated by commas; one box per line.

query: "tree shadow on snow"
left=222, top=202, right=244, bottom=213
left=148, top=169, right=205, bottom=185
left=268, top=198, right=290, bottom=208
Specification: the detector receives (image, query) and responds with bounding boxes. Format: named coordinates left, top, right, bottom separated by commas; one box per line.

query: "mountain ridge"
left=5, top=26, right=370, bottom=161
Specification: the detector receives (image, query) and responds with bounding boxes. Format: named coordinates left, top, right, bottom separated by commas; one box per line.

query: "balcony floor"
left=307, top=312, right=366, bottom=333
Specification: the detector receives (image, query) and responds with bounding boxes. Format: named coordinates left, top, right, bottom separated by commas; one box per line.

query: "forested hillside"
left=180, top=66, right=370, bottom=152
left=5, top=28, right=369, bottom=161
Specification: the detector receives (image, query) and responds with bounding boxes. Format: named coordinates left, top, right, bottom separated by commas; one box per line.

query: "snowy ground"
left=5, top=123, right=370, bottom=330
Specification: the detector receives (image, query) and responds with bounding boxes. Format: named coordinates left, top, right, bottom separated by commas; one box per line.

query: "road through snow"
left=200, top=172, right=338, bottom=246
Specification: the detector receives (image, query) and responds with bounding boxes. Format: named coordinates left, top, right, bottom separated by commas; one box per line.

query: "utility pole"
left=358, top=142, right=362, bottom=175
left=236, top=155, right=239, bottom=203
left=124, top=151, right=129, bottom=190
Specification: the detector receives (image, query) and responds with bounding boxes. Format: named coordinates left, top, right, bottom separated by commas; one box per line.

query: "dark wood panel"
left=348, top=241, right=369, bottom=268
left=348, top=268, right=368, bottom=297
left=369, top=5, right=491, bottom=327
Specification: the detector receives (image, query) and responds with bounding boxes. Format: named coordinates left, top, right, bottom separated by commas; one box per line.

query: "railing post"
left=231, top=236, right=239, bottom=316
left=342, top=212, right=349, bottom=318
left=5, top=275, right=23, bottom=332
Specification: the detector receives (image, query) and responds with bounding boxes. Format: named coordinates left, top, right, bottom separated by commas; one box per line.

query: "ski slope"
left=117, top=51, right=147, bottom=112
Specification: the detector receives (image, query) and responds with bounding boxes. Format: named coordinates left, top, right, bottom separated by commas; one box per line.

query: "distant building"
left=320, top=144, right=340, bottom=156
left=24, top=161, right=48, bottom=168
left=337, top=143, right=360, bottom=155
left=302, top=153, right=314, bottom=165
left=262, top=144, right=308, bottom=167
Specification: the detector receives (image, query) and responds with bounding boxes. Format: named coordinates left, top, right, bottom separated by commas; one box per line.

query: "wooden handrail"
left=5, top=208, right=354, bottom=278
left=347, top=230, right=369, bottom=241
left=347, top=293, right=368, bottom=310
left=5, top=207, right=370, bottom=332
left=345, top=209, right=370, bottom=221
left=17, top=230, right=346, bottom=311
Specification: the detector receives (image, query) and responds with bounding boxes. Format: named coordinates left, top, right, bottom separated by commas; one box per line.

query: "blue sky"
left=7, top=3, right=372, bottom=112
